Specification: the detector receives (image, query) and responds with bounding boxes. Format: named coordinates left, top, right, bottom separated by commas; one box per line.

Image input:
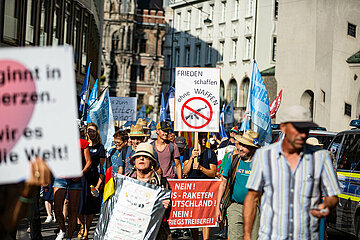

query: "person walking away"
left=243, top=105, right=341, bottom=240
left=153, top=121, right=182, bottom=179
left=215, top=130, right=260, bottom=240
left=183, top=132, right=217, bottom=240
left=78, top=123, right=106, bottom=240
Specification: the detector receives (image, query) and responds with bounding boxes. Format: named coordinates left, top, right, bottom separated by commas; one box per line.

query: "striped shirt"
left=246, top=140, right=341, bottom=240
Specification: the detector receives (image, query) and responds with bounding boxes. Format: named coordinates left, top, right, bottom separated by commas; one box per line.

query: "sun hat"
left=279, top=105, right=318, bottom=128
left=136, top=118, right=150, bottom=130
left=230, top=126, right=239, bottom=133
left=129, top=124, right=147, bottom=137
left=306, top=137, right=323, bottom=147
left=130, top=143, right=158, bottom=167
left=174, top=136, right=186, bottom=149
left=234, top=130, right=260, bottom=148
left=156, top=121, right=171, bottom=131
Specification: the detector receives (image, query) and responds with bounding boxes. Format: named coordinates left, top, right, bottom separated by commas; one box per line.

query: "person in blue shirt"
left=215, top=130, right=260, bottom=240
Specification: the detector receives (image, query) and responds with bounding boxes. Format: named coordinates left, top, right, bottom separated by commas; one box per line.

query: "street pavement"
left=15, top=211, right=355, bottom=240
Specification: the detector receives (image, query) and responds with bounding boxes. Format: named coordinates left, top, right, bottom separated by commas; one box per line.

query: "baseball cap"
left=156, top=121, right=171, bottom=131
left=279, top=105, right=318, bottom=128
left=174, top=136, right=186, bottom=148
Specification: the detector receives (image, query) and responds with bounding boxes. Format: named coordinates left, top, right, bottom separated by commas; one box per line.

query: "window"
left=64, top=2, right=72, bottom=45
left=3, top=1, right=19, bottom=42
left=272, top=37, right=277, bottom=61
left=221, top=2, right=226, bottom=22
left=348, top=23, right=356, bottom=38
left=185, top=46, right=190, bottom=66
left=274, top=0, right=279, bottom=18
left=232, top=39, right=237, bottom=60
left=245, top=37, right=252, bottom=59
left=242, top=78, right=250, bottom=107
left=234, top=0, right=240, bottom=19
left=209, top=4, right=214, bottom=21
left=195, top=44, right=201, bottom=65
left=52, top=0, right=61, bottom=45
left=176, top=12, right=181, bottom=30
left=138, top=94, right=144, bottom=105
left=206, top=43, right=212, bottom=64
left=25, top=0, right=36, bottom=45
left=187, top=10, right=191, bottom=29
left=229, top=79, right=238, bottom=106
left=345, top=103, right=352, bottom=116
left=198, top=7, right=202, bottom=27
left=329, top=134, right=343, bottom=161
left=140, top=39, right=147, bottom=53
left=81, top=14, right=89, bottom=70
left=126, top=29, right=131, bottom=50
left=247, top=0, right=254, bottom=16
left=219, top=41, right=224, bottom=62
left=166, top=55, right=171, bottom=68
left=175, top=48, right=180, bottom=67
left=220, top=81, right=225, bottom=105
left=112, top=33, right=119, bottom=51
left=39, top=0, right=50, bottom=46
left=321, top=89, right=325, bottom=103
left=338, top=134, right=360, bottom=171
left=140, top=66, right=145, bottom=81
left=161, top=39, right=165, bottom=55
left=73, top=7, right=81, bottom=64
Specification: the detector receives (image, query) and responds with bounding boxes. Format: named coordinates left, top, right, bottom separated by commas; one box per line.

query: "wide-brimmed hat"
left=129, top=124, right=147, bottom=137
left=234, top=130, right=260, bottom=148
left=130, top=143, right=158, bottom=168
left=230, top=126, right=239, bottom=133
left=306, top=137, right=323, bottom=147
left=136, top=118, right=150, bottom=130
left=279, top=105, right=318, bottom=128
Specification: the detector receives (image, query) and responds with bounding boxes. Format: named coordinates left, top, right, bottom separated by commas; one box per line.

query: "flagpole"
left=88, top=86, right=109, bottom=110
left=81, top=62, right=92, bottom=121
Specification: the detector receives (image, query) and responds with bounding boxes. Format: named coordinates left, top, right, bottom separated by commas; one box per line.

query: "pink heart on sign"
left=0, top=60, right=36, bottom=154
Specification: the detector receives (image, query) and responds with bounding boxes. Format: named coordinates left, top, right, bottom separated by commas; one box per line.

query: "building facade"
left=101, top=0, right=165, bottom=119
left=275, top=0, right=360, bottom=131
left=0, top=0, right=103, bottom=96
left=164, top=0, right=279, bottom=122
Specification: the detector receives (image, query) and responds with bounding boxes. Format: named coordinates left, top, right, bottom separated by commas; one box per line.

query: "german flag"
left=103, top=157, right=115, bottom=203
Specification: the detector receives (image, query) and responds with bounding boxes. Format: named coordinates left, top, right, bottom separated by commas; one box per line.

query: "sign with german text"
left=110, top=97, right=137, bottom=121
left=167, top=179, right=221, bottom=229
left=0, top=47, right=82, bottom=184
left=174, top=67, right=220, bottom=132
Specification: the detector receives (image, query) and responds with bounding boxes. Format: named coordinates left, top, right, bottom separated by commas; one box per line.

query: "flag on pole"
left=87, top=88, right=115, bottom=150
left=224, top=100, right=234, bottom=124
left=240, top=115, right=250, bottom=132
left=79, top=62, right=92, bottom=113
left=166, top=87, right=175, bottom=121
left=219, top=104, right=228, bottom=139
left=137, top=104, right=146, bottom=119
left=249, top=61, right=272, bottom=145
left=88, top=79, right=98, bottom=107
left=160, top=93, right=167, bottom=122
left=103, top=157, right=115, bottom=203
left=270, top=89, right=283, bottom=119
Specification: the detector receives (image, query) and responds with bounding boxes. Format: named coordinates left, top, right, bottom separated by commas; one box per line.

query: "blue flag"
left=88, top=79, right=98, bottom=107
left=240, top=115, right=250, bottom=132
left=160, top=93, right=167, bottom=122
left=79, top=62, right=92, bottom=113
left=87, top=88, right=115, bottom=150
left=219, top=104, right=228, bottom=139
left=249, top=61, right=272, bottom=145
left=137, top=104, right=146, bottom=119
left=165, top=87, right=175, bottom=121
left=224, top=100, right=234, bottom=124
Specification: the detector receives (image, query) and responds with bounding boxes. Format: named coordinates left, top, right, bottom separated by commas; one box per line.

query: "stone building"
left=102, top=0, right=165, bottom=119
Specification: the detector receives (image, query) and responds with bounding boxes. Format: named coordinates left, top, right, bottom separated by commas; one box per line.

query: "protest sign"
left=174, top=67, right=220, bottom=132
left=168, top=179, right=221, bottom=228
left=95, top=174, right=171, bottom=240
left=0, top=46, right=82, bottom=184
left=110, top=97, right=137, bottom=121
left=169, top=97, right=175, bottom=121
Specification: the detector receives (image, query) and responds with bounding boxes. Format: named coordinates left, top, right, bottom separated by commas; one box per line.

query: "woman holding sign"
left=126, top=143, right=172, bottom=240
left=78, top=123, right=106, bottom=239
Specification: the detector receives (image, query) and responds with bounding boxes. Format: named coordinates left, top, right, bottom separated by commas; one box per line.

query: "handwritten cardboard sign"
left=0, top=46, right=82, bottom=184
left=110, top=97, right=137, bottom=121
left=168, top=179, right=221, bottom=228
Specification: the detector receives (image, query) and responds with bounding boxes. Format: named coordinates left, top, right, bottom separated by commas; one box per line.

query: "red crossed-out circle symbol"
left=181, top=97, right=213, bottom=129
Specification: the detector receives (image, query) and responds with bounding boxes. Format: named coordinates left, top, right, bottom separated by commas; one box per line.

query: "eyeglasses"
left=136, top=155, right=150, bottom=159
left=114, top=141, right=123, bottom=146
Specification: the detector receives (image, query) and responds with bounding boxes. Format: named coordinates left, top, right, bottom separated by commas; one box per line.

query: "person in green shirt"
left=215, top=130, right=260, bottom=240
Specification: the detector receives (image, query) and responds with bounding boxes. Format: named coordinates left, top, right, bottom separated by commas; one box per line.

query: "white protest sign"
left=174, top=67, right=220, bottom=132
left=110, top=97, right=137, bottom=121
left=0, top=47, right=82, bottom=184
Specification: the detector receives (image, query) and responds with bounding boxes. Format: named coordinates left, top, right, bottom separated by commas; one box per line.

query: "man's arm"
left=199, top=164, right=217, bottom=178
left=175, top=158, right=183, bottom=179
left=183, top=149, right=198, bottom=175
left=215, top=176, right=227, bottom=222
left=243, top=190, right=261, bottom=240
left=310, top=196, right=338, bottom=218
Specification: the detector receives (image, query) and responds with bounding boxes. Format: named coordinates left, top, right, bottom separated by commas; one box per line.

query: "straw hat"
left=306, top=137, right=323, bottom=147
left=130, top=143, right=158, bottom=168
left=129, top=124, right=147, bottom=137
left=234, top=130, right=260, bottom=148
left=136, top=118, right=149, bottom=130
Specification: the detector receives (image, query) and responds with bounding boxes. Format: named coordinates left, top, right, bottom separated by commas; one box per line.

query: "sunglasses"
left=114, top=141, right=124, bottom=146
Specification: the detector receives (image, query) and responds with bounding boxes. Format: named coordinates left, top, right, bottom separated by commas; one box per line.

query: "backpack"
left=220, top=154, right=241, bottom=219
left=151, top=141, right=174, bottom=161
